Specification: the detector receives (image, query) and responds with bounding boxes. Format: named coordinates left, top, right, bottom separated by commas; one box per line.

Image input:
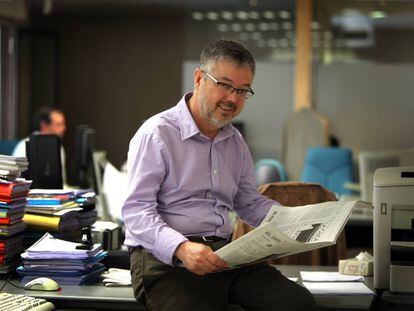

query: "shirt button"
left=213, top=169, right=218, bottom=175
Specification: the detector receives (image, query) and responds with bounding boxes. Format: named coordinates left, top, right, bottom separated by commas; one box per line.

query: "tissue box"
left=338, top=258, right=373, bottom=276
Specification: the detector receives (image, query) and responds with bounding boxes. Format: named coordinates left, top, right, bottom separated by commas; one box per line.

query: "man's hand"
left=174, top=241, right=229, bottom=275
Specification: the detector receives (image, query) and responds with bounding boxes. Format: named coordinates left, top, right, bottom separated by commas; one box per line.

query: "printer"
left=374, top=166, right=414, bottom=298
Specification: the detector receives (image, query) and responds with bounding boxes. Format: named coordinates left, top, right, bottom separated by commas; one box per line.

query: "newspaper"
left=215, top=200, right=367, bottom=267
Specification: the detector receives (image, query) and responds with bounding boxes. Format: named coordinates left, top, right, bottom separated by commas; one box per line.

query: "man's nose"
left=225, top=89, right=241, bottom=104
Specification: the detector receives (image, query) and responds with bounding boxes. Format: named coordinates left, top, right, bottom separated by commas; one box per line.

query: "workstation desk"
left=2, top=265, right=374, bottom=310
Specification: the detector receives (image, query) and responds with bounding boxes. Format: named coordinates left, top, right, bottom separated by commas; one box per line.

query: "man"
left=122, top=40, right=319, bottom=311
left=13, top=107, right=67, bottom=183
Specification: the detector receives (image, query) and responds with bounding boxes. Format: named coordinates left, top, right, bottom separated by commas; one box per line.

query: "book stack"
left=0, top=154, right=32, bottom=273
left=22, top=189, right=98, bottom=246
left=17, top=233, right=107, bottom=285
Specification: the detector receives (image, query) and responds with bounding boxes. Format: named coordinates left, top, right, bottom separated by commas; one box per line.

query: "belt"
left=186, top=236, right=228, bottom=243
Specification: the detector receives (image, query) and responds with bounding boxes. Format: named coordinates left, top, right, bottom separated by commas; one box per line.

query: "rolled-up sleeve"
left=122, top=132, right=187, bottom=265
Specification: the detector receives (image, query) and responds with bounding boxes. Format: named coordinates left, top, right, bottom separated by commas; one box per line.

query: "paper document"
left=21, top=232, right=103, bottom=259
left=102, top=161, right=128, bottom=221
left=302, top=282, right=374, bottom=295
left=216, top=200, right=364, bottom=267
left=300, top=271, right=364, bottom=282
left=101, top=268, right=132, bottom=287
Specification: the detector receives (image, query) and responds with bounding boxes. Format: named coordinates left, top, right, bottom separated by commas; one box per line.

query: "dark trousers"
left=129, top=246, right=319, bottom=311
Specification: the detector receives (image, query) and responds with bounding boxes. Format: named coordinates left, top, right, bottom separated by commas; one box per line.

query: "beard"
left=198, top=97, right=237, bottom=129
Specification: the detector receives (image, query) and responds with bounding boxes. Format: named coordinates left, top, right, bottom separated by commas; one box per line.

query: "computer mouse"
left=24, top=277, right=60, bottom=291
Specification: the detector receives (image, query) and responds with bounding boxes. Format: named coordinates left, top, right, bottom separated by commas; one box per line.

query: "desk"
left=2, top=265, right=374, bottom=310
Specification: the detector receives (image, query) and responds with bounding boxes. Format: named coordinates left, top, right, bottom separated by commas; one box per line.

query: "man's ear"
left=193, top=68, right=203, bottom=89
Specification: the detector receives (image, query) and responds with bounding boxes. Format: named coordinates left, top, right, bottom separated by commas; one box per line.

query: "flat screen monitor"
left=72, top=125, right=96, bottom=189
left=359, top=148, right=414, bottom=202
left=25, top=134, right=63, bottom=189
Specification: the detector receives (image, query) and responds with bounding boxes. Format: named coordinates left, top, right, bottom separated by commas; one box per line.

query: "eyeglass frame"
left=200, top=70, right=255, bottom=100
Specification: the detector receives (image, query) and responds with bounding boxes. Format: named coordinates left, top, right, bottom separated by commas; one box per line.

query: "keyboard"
left=0, top=292, right=55, bottom=311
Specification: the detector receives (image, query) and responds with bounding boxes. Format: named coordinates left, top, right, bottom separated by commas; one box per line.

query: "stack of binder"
left=0, top=154, right=32, bottom=273
left=17, top=233, right=107, bottom=285
left=22, top=189, right=98, bottom=246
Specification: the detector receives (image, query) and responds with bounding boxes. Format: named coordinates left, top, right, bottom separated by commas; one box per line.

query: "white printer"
left=374, top=166, right=414, bottom=300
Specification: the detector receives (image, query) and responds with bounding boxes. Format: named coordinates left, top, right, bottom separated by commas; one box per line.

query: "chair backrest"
left=254, top=158, right=286, bottom=186
left=0, top=140, right=19, bottom=155
left=282, top=108, right=330, bottom=181
left=300, top=146, right=353, bottom=196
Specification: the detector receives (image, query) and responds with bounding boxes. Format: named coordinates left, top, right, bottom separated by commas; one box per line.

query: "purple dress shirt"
left=122, top=93, right=277, bottom=265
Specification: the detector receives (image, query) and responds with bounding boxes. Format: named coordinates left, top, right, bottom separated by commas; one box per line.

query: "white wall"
left=183, top=61, right=414, bottom=162
left=183, top=61, right=294, bottom=160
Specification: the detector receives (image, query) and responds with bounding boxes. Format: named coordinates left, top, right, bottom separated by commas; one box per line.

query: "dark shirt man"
left=122, top=40, right=319, bottom=311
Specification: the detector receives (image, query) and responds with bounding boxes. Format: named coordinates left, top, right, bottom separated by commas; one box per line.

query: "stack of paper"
left=0, top=155, right=28, bottom=181
left=300, top=271, right=374, bottom=295
left=17, top=233, right=107, bottom=285
left=22, top=189, right=97, bottom=246
left=101, top=268, right=132, bottom=287
left=0, top=156, right=32, bottom=274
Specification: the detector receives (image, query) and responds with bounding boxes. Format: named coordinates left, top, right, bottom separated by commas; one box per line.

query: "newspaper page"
left=215, top=200, right=366, bottom=267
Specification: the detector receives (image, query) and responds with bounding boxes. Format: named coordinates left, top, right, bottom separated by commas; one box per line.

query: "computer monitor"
left=72, top=125, right=96, bottom=189
left=25, top=134, right=63, bottom=189
left=359, top=148, right=414, bottom=202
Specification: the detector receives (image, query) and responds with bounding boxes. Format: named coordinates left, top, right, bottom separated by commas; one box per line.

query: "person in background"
left=122, top=40, right=319, bottom=311
left=13, top=106, right=67, bottom=184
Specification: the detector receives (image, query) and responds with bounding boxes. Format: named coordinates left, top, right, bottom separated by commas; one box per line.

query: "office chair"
left=232, top=182, right=346, bottom=266
left=0, top=140, right=19, bottom=155
left=300, top=147, right=354, bottom=196
left=254, top=158, right=286, bottom=186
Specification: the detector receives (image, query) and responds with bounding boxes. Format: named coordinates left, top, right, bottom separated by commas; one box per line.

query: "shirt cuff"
left=152, top=228, right=188, bottom=266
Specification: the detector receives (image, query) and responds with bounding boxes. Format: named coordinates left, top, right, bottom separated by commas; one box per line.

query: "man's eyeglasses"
left=201, top=70, right=254, bottom=100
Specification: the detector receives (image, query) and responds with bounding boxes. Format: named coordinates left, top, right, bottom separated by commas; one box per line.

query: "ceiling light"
left=206, top=12, right=219, bottom=20
left=263, top=11, right=275, bottom=20
left=222, top=11, right=233, bottom=20
left=268, top=38, right=278, bottom=48
left=258, top=22, right=270, bottom=31
left=279, top=10, right=291, bottom=19
left=191, top=12, right=204, bottom=21
left=236, top=11, right=249, bottom=20
left=282, top=21, right=292, bottom=30
left=311, top=21, right=320, bottom=30
left=231, top=23, right=242, bottom=32
left=369, top=11, right=386, bottom=19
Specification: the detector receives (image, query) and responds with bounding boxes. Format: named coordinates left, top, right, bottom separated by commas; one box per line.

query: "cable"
left=0, top=274, right=12, bottom=291
left=0, top=275, right=25, bottom=291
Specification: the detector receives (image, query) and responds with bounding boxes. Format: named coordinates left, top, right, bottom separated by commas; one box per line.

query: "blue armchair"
left=300, top=147, right=354, bottom=196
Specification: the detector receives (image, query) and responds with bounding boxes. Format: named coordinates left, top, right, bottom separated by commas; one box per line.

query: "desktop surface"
left=2, top=265, right=374, bottom=310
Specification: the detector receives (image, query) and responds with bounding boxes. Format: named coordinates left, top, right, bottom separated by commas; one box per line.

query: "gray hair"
left=199, top=40, right=255, bottom=75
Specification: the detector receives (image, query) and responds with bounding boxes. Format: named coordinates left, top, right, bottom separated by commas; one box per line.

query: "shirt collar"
left=177, top=92, right=237, bottom=142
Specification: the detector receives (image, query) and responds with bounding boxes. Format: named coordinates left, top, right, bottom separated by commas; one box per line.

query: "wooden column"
left=294, top=0, right=312, bottom=111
